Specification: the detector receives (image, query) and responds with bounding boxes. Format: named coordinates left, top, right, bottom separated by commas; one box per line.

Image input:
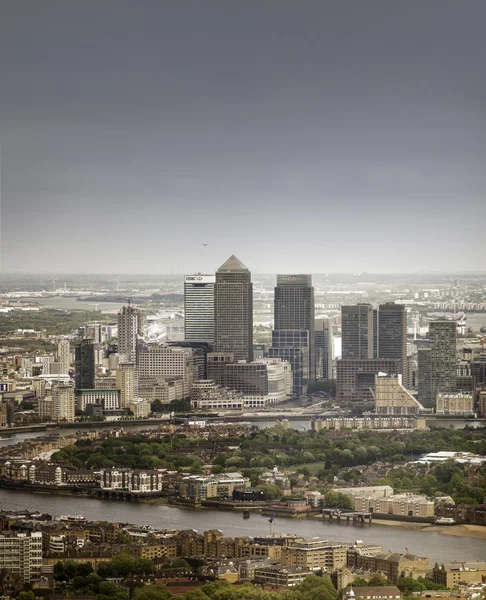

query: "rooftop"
left=217, top=255, right=249, bottom=272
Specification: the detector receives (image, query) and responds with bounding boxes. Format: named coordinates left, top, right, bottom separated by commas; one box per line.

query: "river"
left=0, top=425, right=484, bottom=562
left=0, top=488, right=484, bottom=562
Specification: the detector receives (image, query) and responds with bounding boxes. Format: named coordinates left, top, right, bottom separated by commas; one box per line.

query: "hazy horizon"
left=1, top=1, right=485, bottom=274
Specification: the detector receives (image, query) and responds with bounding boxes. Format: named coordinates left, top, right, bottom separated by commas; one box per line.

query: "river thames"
left=0, top=425, right=485, bottom=562
left=0, top=488, right=484, bottom=562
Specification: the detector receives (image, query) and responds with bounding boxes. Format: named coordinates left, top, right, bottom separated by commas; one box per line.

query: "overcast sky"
left=0, top=0, right=485, bottom=274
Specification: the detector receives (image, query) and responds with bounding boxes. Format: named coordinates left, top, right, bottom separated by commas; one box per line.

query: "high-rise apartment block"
left=57, top=338, right=70, bottom=374
left=116, top=362, right=138, bottom=409
left=417, top=346, right=433, bottom=405
left=429, top=320, right=457, bottom=396
left=74, top=338, right=95, bottom=390
left=214, top=255, right=253, bottom=362
left=117, top=305, right=141, bottom=363
left=274, top=274, right=315, bottom=381
left=184, top=274, right=215, bottom=344
left=51, top=380, right=76, bottom=422
left=0, top=532, right=43, bottom=582
left=341, top=304, right=374, bottom=359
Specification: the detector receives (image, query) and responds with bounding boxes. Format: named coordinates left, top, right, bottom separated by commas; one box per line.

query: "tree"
left=133, top=584, right=173, bottom=600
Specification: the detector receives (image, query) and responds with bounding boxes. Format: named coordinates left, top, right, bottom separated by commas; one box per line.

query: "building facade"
left=0, top=532, right=43, bottom=582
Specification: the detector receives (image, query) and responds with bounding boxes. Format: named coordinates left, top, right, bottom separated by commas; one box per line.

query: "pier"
left=322, top=508, right=372, bottom=524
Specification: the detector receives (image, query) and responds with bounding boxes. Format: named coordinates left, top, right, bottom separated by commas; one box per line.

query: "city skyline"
left=1, top=1, right=485, bottom=274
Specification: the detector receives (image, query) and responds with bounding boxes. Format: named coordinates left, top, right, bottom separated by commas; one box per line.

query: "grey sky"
left=1, top=0, right=485, bottom=274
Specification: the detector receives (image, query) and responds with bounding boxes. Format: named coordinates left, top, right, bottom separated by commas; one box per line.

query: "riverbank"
left=369, top=518, right=486, bottom=539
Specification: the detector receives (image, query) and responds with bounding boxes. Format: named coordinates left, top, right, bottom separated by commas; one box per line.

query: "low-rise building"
left=254, top=565, right=315, bottom=587
left=435, top=393, right=474, bottom=416
left=281, top=539, right=348, bottom=571
left=432, top=562, right=486, bottom=588
left=347, top=586, right=402, bottom=600
left=190, top=380, right=244, bottom=411
left=353, top=493, right=435, bottom=518
left=180, top=472, right=250, bottom=502
left=355, top=552, right=429, bottom=583
left=101, top=469, right=164, bottom=493
left=129, top=398, right=151, bottom=418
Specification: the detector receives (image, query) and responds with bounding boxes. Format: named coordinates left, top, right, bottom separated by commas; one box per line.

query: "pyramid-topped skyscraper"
left=214, top=255, right=253, bottom=362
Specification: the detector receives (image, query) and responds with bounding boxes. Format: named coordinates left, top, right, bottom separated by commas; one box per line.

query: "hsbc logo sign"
left=185, top=275, right=215, bottom=284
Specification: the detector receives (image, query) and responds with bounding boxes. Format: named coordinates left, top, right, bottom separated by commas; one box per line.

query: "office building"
left=117, top=362, right=138, bottom=409
left=167, top=341, right=208, bottom=379
left=207, top=354, right=291, bottom=407
left=117, top=304, right=141, bottom=363
left=74, top=338, right=95, bottom=389
left=269, top=330, right=309, bottom=396
left=139, top=346, right=197, bottom=397
left=214, top=255, right=253, bottom=362
left=76, top=389, right=120, bottom=412
left=417, top=346, right=433, bottom=405
left=274, top=274, right=315, bottom=380
left=378, top=303, right=408, bottom=386
left=190, top=380, right=245, bottom=411
left=342, top=304, right=374, bottom=360
left=429, top=320, right=457, bottom=396
left=336, top=358, right=401, bottom=402
left=57, top=338, right=70, bottom=374
left=184, top=274, right=215, bottom=344
left=315, top=319, right=333, bottom=381
left=0, top=531, right=43, bottom=582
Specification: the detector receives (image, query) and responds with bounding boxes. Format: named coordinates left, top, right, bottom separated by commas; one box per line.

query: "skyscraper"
left=57, top=338, right=70, bottom=374
left=52, top=380, right=76, bottom=422
left=429, top=320, right=457, bottom=397
left=117, top=304, right=140, bottom=363
left=117, top=362, right=138, bottom=409
left=184, top=274, right=215, bottom=343
left=74, top=338, right=95, bottom=389
left=341, top=304, right=374, bottom=359
left=274, top=274, right=315, bottom=381
left=214, top=255, right=253, bottom=362
left=417, top=346, right=433, bottom=405
left=315, top=319, right=333, bottom=382
left=377, top=303, right=408, bottom=386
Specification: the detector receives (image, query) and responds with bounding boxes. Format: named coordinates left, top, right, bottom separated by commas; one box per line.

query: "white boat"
left=434, top=517, right=457, bottom=526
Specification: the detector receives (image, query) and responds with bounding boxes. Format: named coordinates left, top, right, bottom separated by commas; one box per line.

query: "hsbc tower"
left=184, top=274, right=216, bottom=344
